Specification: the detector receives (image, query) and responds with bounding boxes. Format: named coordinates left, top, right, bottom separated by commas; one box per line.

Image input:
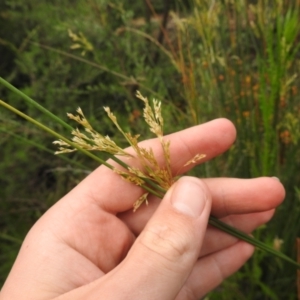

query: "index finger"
left=65, top=118, right=236, bottom=213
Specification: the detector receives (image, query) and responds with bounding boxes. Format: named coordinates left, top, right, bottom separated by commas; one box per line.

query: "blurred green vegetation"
left=1, top=0, right=300, bottom=298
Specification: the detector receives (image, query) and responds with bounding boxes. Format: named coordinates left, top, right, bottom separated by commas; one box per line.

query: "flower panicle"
left=184, top=154, right=206, bottom=166
left=133, top=193, right=149, bottom=212
left=67, top=107, right=93, bottom=130
left=53, top=91, right=205, bottom=210
left=53, top=108, right=131, bottom=157
left=113, top=168, right=145, bottom=186
left=68, top=29, right=94, bottom=56
left=135, top=91, right=163, bottom=137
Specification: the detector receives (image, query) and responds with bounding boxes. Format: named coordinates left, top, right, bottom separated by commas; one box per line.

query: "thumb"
left=119, top=176, right=212, bottom=299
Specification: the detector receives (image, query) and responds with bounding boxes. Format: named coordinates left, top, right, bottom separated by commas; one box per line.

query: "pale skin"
left=0, top=118, right=285, bottom=300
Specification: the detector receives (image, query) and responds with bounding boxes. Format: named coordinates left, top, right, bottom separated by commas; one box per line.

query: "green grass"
left=1, top=0, right=300, bottom=298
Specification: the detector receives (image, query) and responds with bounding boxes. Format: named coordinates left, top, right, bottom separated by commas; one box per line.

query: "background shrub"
left=1, top=0, right=300, bottom=298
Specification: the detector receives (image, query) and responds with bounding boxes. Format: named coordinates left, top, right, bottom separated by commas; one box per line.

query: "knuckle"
left=139, top=221, right=192, bottom=263
left=176, top=285, right=198, bottom=300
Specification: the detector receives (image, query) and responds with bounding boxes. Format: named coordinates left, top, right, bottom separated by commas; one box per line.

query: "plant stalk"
left=1, top=78, right=300, bottom=269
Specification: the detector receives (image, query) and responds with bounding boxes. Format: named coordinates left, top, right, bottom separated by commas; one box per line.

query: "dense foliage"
left=1, top=0, right=300, bottom=298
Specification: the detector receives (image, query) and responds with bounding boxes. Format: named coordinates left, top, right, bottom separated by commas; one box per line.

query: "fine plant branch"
left=0, top=100, right=110, bottom=169
left=28, top=43, right=162, bottom=99
left=0, top=77, right=159, bottom=192
left=1, top=81, right=300, bottom=269
left=124, top=27, right=178, bottom=70
left=0, top=77, right=74, bottom=132
left=0, top=102, right=166, bottom=202
left=0, top=103, right=165, bottom=200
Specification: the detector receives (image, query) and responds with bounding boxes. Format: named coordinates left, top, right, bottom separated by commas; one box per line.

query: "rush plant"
left=0, top=76, right=299, bottom=270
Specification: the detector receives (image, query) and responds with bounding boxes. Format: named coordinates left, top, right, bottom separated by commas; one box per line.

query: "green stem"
left=0, top=77, right=138, bottom=173
left=1, top=78, right=300, bottom=269
left=143, top=177, right=167, bottom=194
left=209, top=216, right=300, bottom=268
left=0, top=77, right=73, bottom=132
left=0, top=100, right=112, bottom=169
left=0, top=100, right=164, bottom=200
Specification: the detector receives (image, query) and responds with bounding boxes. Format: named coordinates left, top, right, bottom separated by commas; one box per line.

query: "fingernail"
left=272, top=176, right=280, bottom=181
left=171, top=177, right=207, bottom=218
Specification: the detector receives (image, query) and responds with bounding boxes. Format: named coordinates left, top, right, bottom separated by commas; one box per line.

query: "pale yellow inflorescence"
left=54, top=91, right=205, bottom=211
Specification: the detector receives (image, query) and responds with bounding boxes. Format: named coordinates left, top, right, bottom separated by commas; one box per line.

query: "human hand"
left=0, top=119, right=285, bottom=300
